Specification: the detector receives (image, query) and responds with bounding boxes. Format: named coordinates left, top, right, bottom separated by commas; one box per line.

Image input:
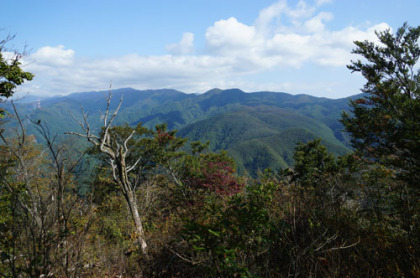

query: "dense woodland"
left=0, top=24, right=419, bottom=277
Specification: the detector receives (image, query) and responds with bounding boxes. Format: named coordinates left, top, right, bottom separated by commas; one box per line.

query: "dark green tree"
left=341, top=23, right=420, bottom=183
left=341, top=23, right=420, bottom=275
left=292, top=139, right=337, bottom=188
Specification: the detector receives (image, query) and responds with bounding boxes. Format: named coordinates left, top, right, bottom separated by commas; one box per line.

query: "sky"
left=1, top=0, right=419, bottom=98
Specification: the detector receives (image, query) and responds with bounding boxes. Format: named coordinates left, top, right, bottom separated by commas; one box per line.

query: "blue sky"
left=1, top=0, right=419, bottom=98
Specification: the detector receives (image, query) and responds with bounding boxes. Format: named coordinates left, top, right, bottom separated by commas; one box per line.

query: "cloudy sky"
left=1, top=0, right=419, bottom=98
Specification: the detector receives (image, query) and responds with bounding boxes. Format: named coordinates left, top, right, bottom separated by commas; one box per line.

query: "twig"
left=164, top=243, right=201, bottom=265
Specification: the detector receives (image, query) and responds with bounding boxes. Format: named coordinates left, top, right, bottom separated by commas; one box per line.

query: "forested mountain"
left=7, top=87, right=353, bottom=175
left=1, top=24, right=419, bottom=277
left=178, top=105, right=349, bottom=174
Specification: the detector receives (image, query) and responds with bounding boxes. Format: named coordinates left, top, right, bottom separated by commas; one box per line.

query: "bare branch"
left=163, top=243, right=202, bottom=265
left=127, top=158, right=141, bottom=173
left=313, top=233, right=338, bottom=253
left=64, top=132, right=100, bottom=145
left=103, top=84, right=112, bottom=126
left=102, top=84, right=122, bottom=129
left=99, top=132, right=115, bottom=159
left=319, top=238, right=360, bottom=253
left=68, top=109, right=89, bottom=132
left=106, top=95, right=123, bottom=132
left=11, top=100, right=25, bottom=146
left=123, top=130, right=136, bottom=157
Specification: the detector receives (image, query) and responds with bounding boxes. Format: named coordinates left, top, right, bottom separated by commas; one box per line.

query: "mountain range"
left=5, top=88, right=356, bottom=176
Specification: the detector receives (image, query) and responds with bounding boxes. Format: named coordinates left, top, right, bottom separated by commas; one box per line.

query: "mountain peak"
left=204, top=88, right=223, bottom=95
left=204, top=88, right=246, bottom=95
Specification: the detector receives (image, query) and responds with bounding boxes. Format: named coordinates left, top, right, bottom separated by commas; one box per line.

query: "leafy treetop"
left=341, top=23, right=420, bottom=183
left=0, top=34, right=34, bottom=116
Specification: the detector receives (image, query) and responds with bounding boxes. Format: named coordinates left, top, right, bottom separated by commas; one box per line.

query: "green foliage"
left=3, top=24, right=420, bottom=277
left=177, top=141, right=358, bottom=277
left=292, top=139, right=337, bottom=187
left=6, top=87, right=352, bottom=175
left=0, top=34, right=34, bottom=116
left=180, top=106, right=349, bottom=176
left=180, top=180, right=278, bottom=277
left=340, top=23, right=420, bottom=276
left=341, top=23, right=420, bottom=183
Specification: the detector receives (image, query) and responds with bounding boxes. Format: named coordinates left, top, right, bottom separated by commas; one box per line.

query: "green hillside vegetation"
left=178, top=106, right=349, bottom=175
left=5, top=87, right=352, bottom=175
left=0, top=24, right=419, bottom=277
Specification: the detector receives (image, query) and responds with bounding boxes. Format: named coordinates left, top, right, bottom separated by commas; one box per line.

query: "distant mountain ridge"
left=5, top=88, right=356, bottom=176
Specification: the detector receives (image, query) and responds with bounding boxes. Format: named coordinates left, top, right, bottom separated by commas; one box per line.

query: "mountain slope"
left=178, top=105, right=349, bottom=175
left=4, top=88, right=354, bottom=175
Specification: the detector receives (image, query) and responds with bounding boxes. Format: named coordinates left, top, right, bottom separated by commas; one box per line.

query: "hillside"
left=5, top=88, right=353, bottom=175
left=178, top=105, right=349, bottom=175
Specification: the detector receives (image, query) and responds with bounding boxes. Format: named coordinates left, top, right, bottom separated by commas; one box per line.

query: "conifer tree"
left=341, top=23, right=420, bottom=184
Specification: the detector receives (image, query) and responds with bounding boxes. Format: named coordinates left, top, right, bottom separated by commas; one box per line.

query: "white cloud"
left=304, top=12, right=333, bottom=32
left=265, top=33, right=312, bottom=67
left=30, top=45, right=74, bottom=66
left=206, top=17, right=257, bottom=55
left=255, top=0, right=288, bottom=36
left=287, top=0, right=315, bottom=20
left=166, top=32, right=195, bottom=55
left=15, top=0, right=391, bottom=98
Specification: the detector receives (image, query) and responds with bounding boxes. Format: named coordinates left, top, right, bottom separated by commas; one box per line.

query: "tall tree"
left=341, top=23, right=420, bottom=184
left=341, top=24, right=420, bottom=263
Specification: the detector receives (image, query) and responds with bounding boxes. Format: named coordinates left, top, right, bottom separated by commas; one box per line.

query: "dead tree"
left=66, top=88, right=148, bottom=255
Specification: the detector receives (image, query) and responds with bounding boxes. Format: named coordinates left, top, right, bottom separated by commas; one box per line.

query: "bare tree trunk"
left=116, top=142, right=148, bottom=254
left=125, top=190, right=148, bottom=254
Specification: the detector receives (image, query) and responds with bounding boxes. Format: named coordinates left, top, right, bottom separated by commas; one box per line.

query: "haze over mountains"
left=9, top=88, right=355, bottom=176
